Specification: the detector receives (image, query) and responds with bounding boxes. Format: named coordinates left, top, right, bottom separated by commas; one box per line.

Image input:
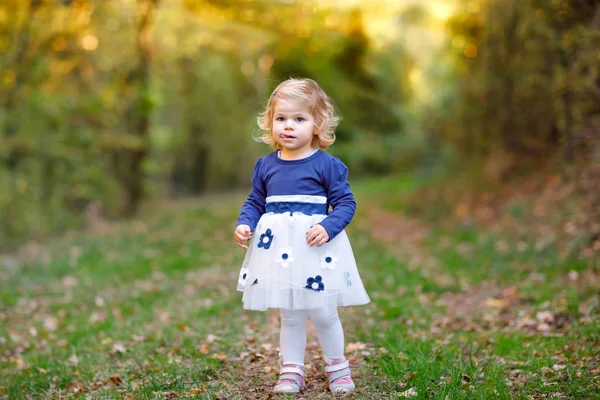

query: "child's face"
left=272, top=98, right=316, bottom=158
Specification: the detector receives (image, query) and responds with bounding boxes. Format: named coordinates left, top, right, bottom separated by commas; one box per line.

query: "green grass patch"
left=1, top=176, right=598, bottom=398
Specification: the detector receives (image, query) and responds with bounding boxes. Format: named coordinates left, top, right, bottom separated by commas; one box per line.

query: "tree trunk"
left=188, top=124, right=210, bottom=194
left=0, top=0, right=40, bottom=236
left=1, top=1, right=39, bottom=171
left=121, top=0, right=159, bottom=215
left=562, top=85, right=574, bottom=163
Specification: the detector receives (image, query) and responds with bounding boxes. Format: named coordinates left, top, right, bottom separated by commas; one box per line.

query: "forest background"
left=1, top=0, right=598, bottom=254
left=1, top=0, right=600, bottom=398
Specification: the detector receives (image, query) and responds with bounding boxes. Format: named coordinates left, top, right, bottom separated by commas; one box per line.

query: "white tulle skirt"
left=236, top=196, right=370, bottom=311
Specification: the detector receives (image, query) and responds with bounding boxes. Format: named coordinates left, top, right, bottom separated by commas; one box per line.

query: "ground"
left=0, top=174, right=598, bottom=399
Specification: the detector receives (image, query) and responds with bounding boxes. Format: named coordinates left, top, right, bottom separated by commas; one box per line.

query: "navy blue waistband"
left=266, top=202, right=327, bottom=215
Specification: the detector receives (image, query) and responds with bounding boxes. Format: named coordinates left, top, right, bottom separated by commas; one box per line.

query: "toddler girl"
left=234, top=78, right=370, bottom=394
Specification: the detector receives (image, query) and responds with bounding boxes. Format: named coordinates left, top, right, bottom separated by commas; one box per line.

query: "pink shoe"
left=325, top=358, right=355, bottom=393
left=273, top=364, right=305, bottom=394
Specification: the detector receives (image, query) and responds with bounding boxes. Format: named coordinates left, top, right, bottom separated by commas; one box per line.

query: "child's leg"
left=308, top=305, right=345, bottom=360
left=274, top=309, right=309, bottom=393
left=279, top=309, right=309, bottom=365
left=309, top=306, right=355, bottom=393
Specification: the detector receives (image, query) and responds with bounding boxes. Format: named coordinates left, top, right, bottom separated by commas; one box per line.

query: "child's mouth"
left=280, top=134, right=295, bottom=140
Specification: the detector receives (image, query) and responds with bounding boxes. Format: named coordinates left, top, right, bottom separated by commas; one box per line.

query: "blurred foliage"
left=427, top=0, right=599, bottom=168
left=0, top=0, right=598, bottom=250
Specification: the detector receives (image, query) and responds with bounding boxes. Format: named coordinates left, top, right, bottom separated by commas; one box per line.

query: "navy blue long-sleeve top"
left=237, top=150, right=356, bottom=242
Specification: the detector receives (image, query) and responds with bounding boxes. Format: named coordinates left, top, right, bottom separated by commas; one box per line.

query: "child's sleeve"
left=237, top=158, right=266, bottom=232
left=318, top=157, right=356, bottom=241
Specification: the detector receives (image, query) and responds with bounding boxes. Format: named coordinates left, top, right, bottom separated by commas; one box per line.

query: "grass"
left=0, top=175, right=598, bottom=399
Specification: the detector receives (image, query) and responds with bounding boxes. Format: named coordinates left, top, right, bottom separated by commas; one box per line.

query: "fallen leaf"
left=403, top=372, right=416, bottom=380
left=346, top=342, right=367, bottom=352
left=112, top=343, right=126, bottom=354
left=132, top=335, right=146, bottom=343
left=537, top=322, right=552, bottom=332
left=398, top=387, right=417, bottom=397
left=261, top=343, right=273, bottom=351
left=536, top=311, right=554, bottom=322
left=568, top=270, right=579, bottom=281
left=155, top=310, right=170, bottom=321
left=109, top=376, right=123, bottom=385
left=502, top=287, right=518, bottom=298
left=199, top=343, right=209, bottom=355
left=167, top=348, right=179, bottom=357
left=89, top=312, right=107, bottom=324
left=211, top=352, right=227, bottom=362
left=251, top=352, right=266, bottom=360
left=541, top=366, right=553, bottom=376
left=206, top=334, right=220, bottom=343
left=62, top=276, right=79, bottom=288
left=43, top=317, right=59, bottom=331
left=484, top=298, right=506, bottom=308
left=183, top=284, right=195, bottom=294
left=461, top=373, right=471, bottom=388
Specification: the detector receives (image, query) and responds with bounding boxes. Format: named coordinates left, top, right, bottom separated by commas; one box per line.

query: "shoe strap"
left=324, top=359, right=349, bottom=373
left=328, top=368, right=351, bottom=382
left=278, top=373, right=302, bottom=386
left=281, top=366, right=304, bottom=377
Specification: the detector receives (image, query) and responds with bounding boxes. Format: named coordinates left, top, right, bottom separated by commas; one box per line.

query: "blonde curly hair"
left=256, top=78, right=341, bottom=149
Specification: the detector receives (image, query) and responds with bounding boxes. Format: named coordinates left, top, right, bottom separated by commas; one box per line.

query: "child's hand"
left=234, top=224, right=252, bottom=249
left=306, top=224, right=329, bottom=247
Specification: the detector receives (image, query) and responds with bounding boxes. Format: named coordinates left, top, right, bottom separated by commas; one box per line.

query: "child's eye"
left=276, top=117, right=285, bottom=122
left=295, top=117, right=305, bottom=122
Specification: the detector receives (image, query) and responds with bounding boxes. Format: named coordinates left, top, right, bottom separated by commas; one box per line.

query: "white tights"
left=279, top=306, right=345, bottom=366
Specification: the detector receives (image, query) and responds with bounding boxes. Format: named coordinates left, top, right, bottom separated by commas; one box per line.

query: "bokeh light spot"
left=81, top=35, right=99, bottom=51
left=258, top=54, right=274, bottom=72
left=431, top=2, right=453, bottom=21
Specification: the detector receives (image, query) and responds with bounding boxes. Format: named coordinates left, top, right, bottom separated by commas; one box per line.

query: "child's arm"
left=316, top=158, right=356, bottom=243
left=236, top=158, right=267, bottom=236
